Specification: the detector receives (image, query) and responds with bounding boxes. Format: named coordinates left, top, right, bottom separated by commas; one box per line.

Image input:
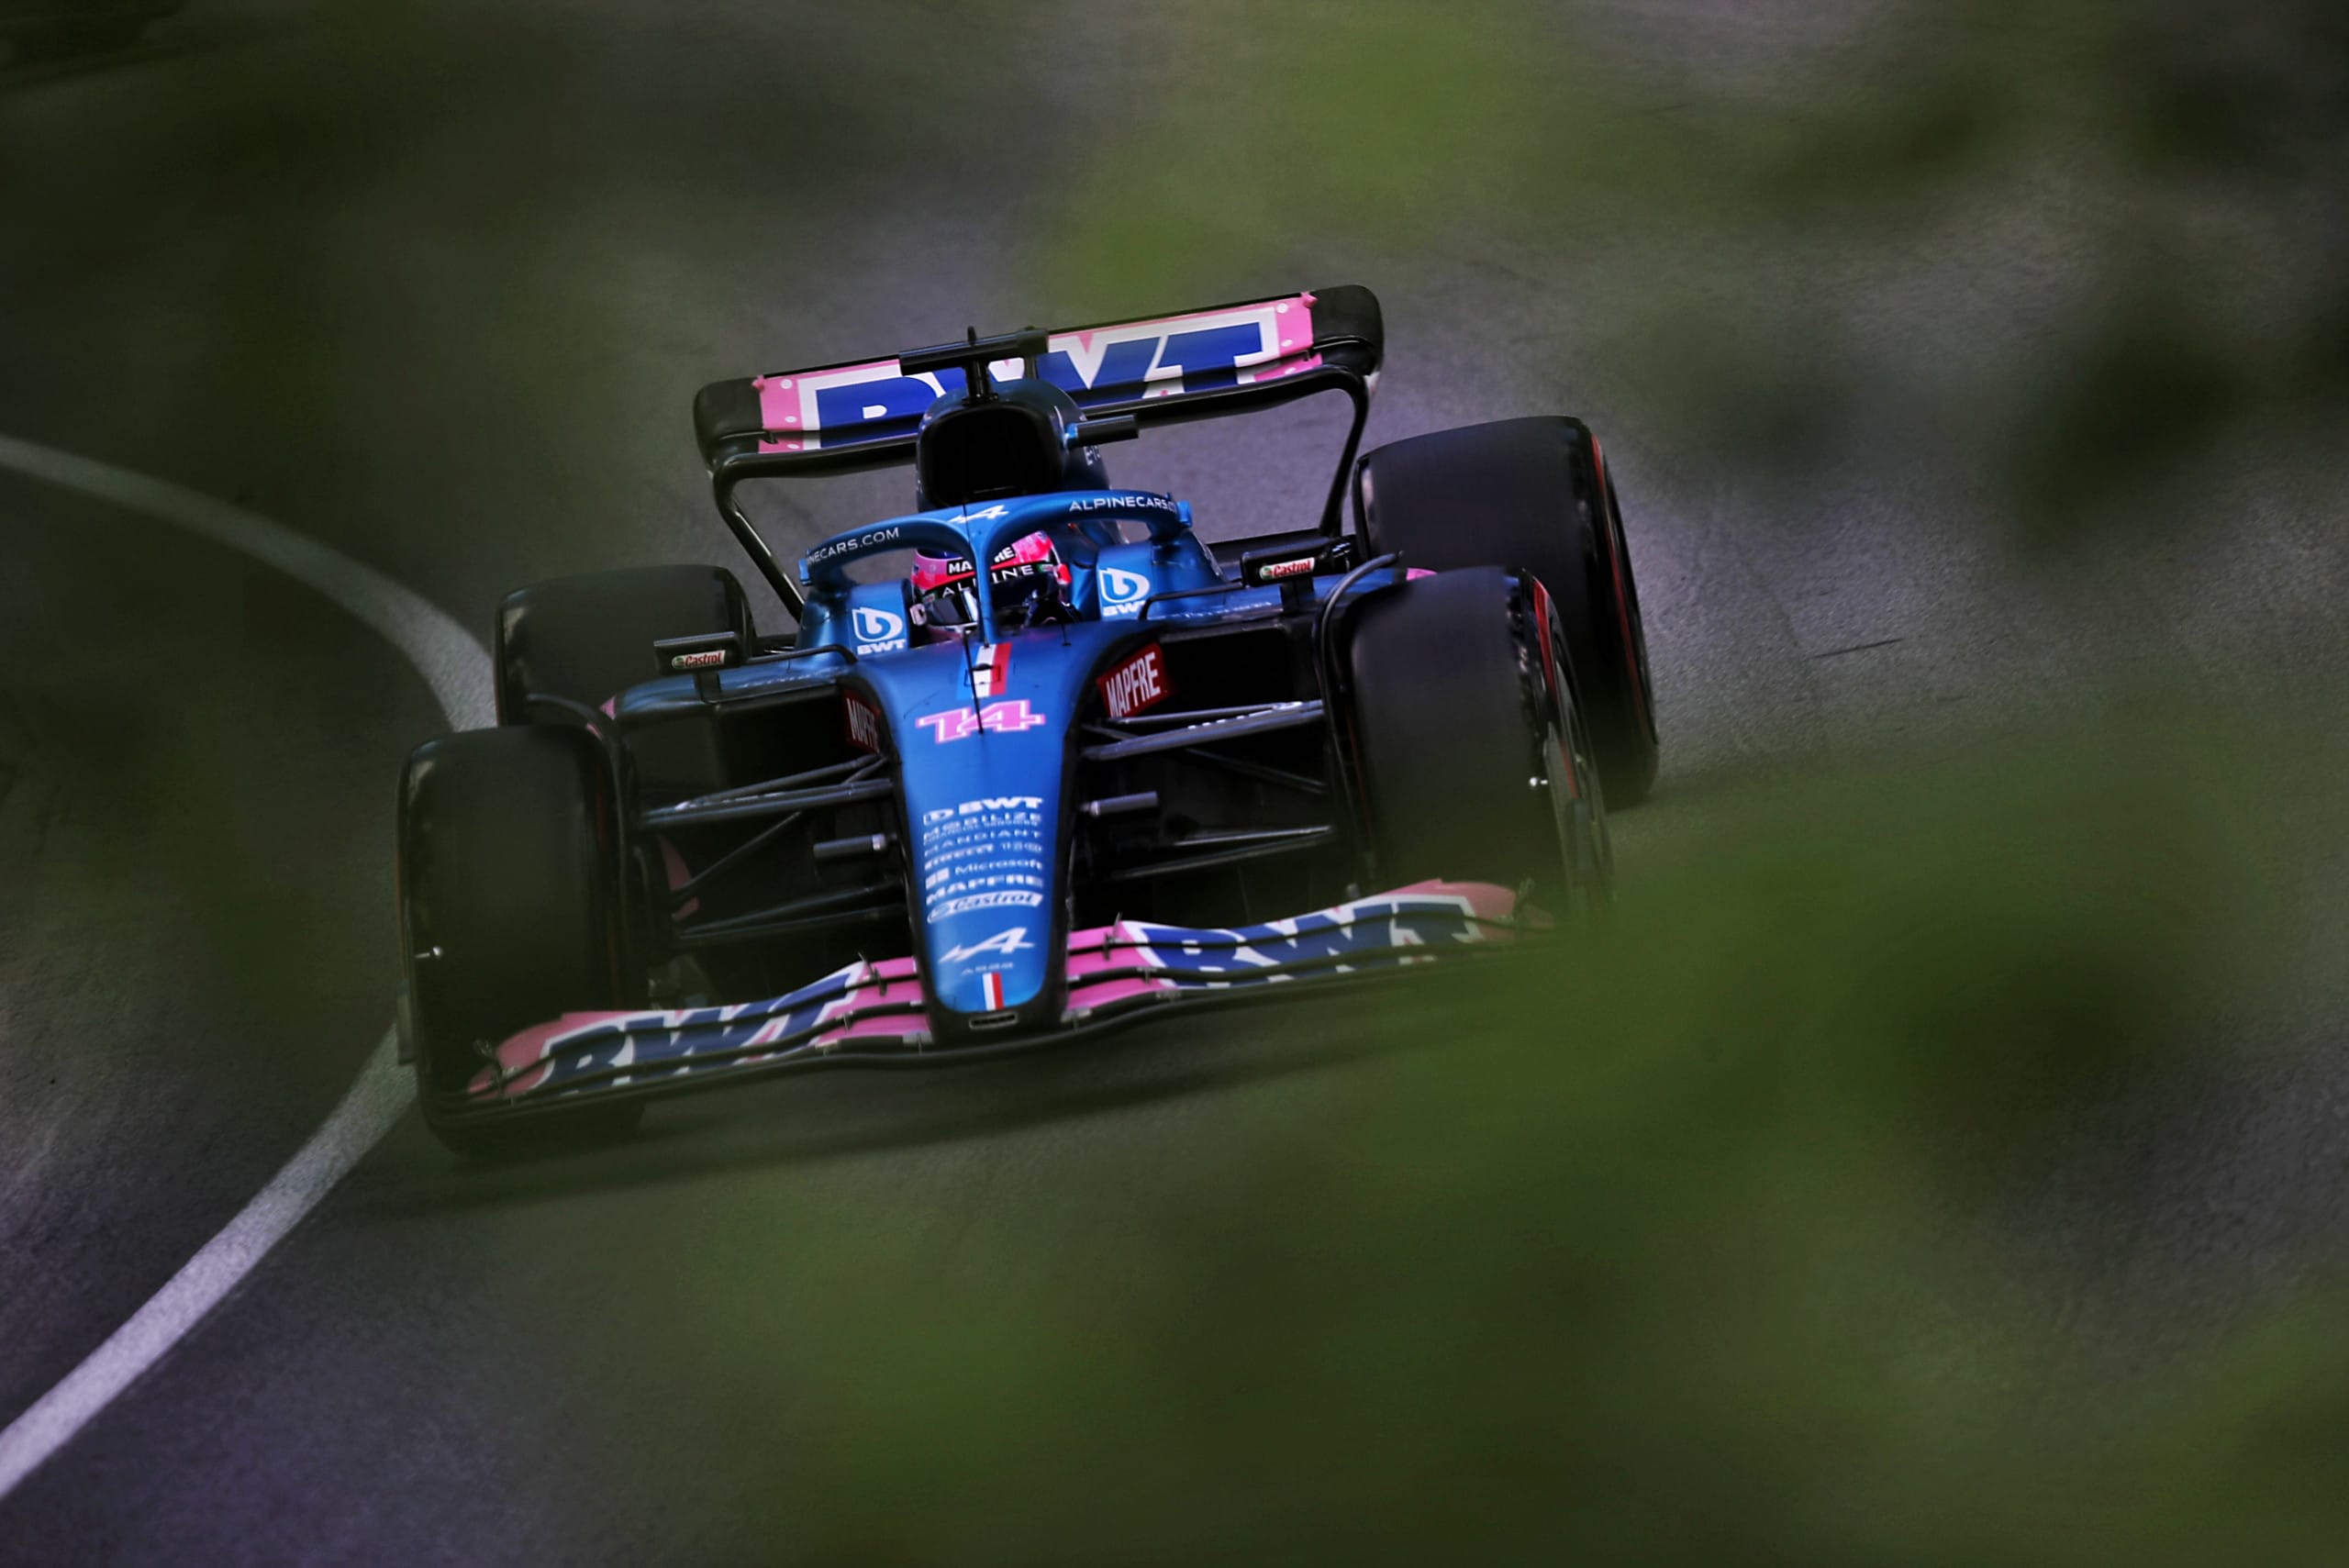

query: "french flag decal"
left=973, top=642, right=1012, bottom=699
left=981, top=972, right=1007, bottom=1009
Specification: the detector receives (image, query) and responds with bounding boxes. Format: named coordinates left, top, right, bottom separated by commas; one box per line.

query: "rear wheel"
left=1346, top=568, right=1608, bottom=916
left=398, top=725, right=641, bottom=1158
left=1356, top=416, right=1659, bottom=805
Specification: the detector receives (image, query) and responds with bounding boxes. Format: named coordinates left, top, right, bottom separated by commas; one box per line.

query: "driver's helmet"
left=910, top=530, right=1070, bottom=635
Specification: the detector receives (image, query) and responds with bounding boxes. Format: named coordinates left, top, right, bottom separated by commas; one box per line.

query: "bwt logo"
left=804, top=316, right=1285, bottom=436
left=1097, top=566, right=1152, bottom=608
left=852, top=606, right=905, bottom=647
left=915, top=701, right=1049, bottom=743
left=920, top=795, right=1044, bottom=824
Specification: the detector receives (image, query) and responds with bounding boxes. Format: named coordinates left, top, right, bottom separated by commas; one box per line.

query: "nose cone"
left=916, top=789, right=1057, bottom=1029
left=856, top=618, right=1137, bottom=1040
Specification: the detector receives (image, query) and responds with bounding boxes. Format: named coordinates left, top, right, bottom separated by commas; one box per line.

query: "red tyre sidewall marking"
left=1530, top=578, right=1578, bottom=803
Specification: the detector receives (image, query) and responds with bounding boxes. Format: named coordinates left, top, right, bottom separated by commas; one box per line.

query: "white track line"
left=0, top=434, right=490, bottom=1501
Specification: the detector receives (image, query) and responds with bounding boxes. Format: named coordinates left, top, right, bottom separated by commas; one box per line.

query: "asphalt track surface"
left=2, top=3, right=2344, bottom=1562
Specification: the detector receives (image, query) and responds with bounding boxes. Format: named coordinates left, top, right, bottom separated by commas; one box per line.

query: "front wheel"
left=1346, top=567, right=1609, bottom=917
left=1356, top=416, right=1658, bottom=805
left=398, top=725, right=641, bottom=1157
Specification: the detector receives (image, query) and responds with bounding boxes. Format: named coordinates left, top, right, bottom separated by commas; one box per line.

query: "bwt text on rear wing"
left=691, top=285, right=1384, bottom=612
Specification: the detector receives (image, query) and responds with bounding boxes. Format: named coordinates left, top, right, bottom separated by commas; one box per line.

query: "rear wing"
left=693, top=285, right=1383, bottom=613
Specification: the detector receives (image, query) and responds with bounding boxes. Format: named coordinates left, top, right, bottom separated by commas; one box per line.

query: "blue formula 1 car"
left=395, top=285, right=1658, bottom=1155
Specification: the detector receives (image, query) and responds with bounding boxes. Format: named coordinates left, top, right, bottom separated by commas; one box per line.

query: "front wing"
left=439, top=882, right=1520, bottom=1118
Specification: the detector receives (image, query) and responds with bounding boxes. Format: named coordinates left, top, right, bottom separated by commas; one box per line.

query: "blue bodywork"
left=618, top=486, right=1406, bottom=1035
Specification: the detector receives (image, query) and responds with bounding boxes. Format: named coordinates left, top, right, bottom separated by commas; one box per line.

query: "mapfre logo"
left=1097, top=643, right=1169, bottom=721
left=842, top=691, right=883, bottom=753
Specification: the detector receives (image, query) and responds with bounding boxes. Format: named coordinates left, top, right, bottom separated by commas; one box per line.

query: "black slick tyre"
left=398, top=725, right=640, bottom=1157
left=1356, top=416, right=1659, bottom=805
left=1346, top=567, right=1608, bottom=914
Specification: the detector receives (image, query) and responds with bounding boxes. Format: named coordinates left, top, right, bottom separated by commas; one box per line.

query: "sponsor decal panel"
left=806, top=525, right=901, bottom=565
left=1097, top=565, right=1152, bottom=616
left=1069, top=493, right=1178, bottom=515
left=923, top=872, right=1048, bottom=901
left=669, top=649, right=729, bottom=671
left=1061, top=884, right=1520, bottom=1018
left=920, top=795, right=1044, bottom=825
left=842, top=691, right=883, bottom=753
left=1258, top=555, right=1316, bottom=580
left=468, top=884, right=1518, bottom=1100
left=933, top=890, right=1045, bottom=917
left=471, top=956, right=932, bottom=1098
left=941, top=927, right=1034, bottom=968
left=1097, top=642, right=1170, bottom=721
left=852, top=604, right=906, bottom=651
left=755, top=295, right=1320, bottom=452
left=916, top=795, right=1052, bottom=922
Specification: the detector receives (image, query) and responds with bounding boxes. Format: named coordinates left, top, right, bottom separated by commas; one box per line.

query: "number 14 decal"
left=916, top=700, right=1049, bottom=743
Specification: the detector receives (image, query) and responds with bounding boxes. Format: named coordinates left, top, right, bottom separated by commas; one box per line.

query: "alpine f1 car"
left=395, top=285, right=1658, bottom=1154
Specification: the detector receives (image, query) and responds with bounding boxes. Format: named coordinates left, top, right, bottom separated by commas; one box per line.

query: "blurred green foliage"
left=1031, top=0, right=2349, bottom=539
left=8, top=2, right=2346, bottom=1557
left=644, top=732, right=2346, bottom=1563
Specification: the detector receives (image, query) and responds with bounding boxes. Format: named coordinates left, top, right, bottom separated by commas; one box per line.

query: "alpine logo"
left=1098, top=643, right=1169, bottom=721
left=843, top=691, right=883, bottom=753
left=1070, top=493, right=1177, bottom=514
left=916, top=700, right=1048, bottom=743
left=941, top=927, right=1033, bottom=966
left=852, top=605, right=905, bottom=648
left=1098, top=566, right=1152, bottom=613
